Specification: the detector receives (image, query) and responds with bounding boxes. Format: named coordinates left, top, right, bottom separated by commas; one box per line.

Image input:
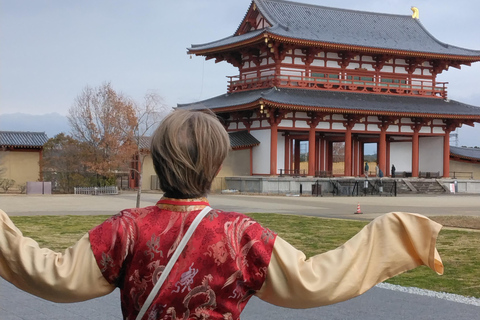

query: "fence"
left=74, top=186, right=119, bottom=195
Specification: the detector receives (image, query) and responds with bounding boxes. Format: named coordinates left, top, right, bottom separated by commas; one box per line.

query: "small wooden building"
left=180, top=0, right=480, bottom=179
left=0, top=131, right=48, bottom=188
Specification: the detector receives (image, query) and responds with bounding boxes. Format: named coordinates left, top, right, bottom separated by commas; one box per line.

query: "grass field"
left=10, top=213, right=480, bottom=299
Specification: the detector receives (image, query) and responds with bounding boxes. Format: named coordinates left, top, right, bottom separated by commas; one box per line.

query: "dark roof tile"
left=450, top=146, right=480, bottom=161
left=190, top=0, right=480, bottom=58
left=0, top=131, right=48, bottom=148
left=229, top=131, right=260, bottom=149
left=177, top=88, right=480, bottom=118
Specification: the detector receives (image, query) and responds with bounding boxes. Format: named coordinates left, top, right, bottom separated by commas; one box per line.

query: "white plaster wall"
left=401, top=126, right=413, bottom=133
left=367, top=124, right=380, bottom=132
left=433, top=119, right=443, bottom=125
left=295, top=120, right=309, bottom=128
left=395, top=67, right=408, bottom=74
left=332, top=123, right=345, bottom=130
left=420, top=127, right=431, bottom=134
left=296, top=112, right=308, bottom=118
left=353, top=123, right=365, bottom=131
left=433, top=127, right=444, bottom=134
left=251, top=120, right=261, bottom=129
left=387, top=125, right=399, bottom=132
left=401, top=118, right=413, bottom=124
left=331, top=114, right=344, bottom=121
left=311, top=60, right=325, bottom=67
left=390, top=141, right=412, bottom=171
left=279, top=119, right=293, bottom=127
left=383, top=66, right=394, bottom=73
left=284, top=57, right=293, bottom=64
left=419, top=137, right=443, bottom=174
left=277, top=133, right=285, bottom=174
left=316, top=122, right=330, bottom=129
left=327, top=61, right=337, bottom=68
left=238, top=122, right=246, bottom=130
left=228, top=123, right=236, bottom=130
left=251, top=129, right=271, bottom=175
left=327, top=52, right=339, bottom=59
left=261, top=69, right=275, bottom=76
left=294, top=57, right=303, bottom=65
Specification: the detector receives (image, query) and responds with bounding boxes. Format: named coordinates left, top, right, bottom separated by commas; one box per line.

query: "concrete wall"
left=0, top=150, right=41, bottom=187
left=219, top=149, right=251, bottom=177
left=142, top=154, right=156, bottom=191
left=450, top=160, right=480, bottom=180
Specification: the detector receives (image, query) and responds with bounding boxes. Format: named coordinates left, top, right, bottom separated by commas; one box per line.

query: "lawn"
left=10, top=213, right=480, bottom=299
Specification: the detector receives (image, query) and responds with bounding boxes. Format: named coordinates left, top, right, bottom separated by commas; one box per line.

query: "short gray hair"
left=151, top=109, right=230, bottom=198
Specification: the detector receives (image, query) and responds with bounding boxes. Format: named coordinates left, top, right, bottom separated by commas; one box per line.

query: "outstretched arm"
left=256, top=212, right=443, bottom=308
left=0, top=209, right=115, bottom=303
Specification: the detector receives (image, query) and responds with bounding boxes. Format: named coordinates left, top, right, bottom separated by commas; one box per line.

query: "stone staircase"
left=397, top=179, right=447, bottom=194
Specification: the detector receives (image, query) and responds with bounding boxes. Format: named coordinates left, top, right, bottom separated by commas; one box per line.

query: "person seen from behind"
left=0, top=109, right=444, bottom=319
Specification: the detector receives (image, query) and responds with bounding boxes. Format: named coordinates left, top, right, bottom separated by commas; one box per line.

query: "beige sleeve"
left=256, top=212, right=443, bottom=308
left=0, top=209, right=115, bottom=303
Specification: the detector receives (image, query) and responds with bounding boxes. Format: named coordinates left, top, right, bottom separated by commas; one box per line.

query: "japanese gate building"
left=179, top=0, right=480, bottom=179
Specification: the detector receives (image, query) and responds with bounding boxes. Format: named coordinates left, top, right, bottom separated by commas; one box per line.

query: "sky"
left=1, top=0, right=480, bottom=144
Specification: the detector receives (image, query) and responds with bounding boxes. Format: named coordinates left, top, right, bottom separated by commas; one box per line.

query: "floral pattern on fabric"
left=89, top=198, right=276, bottom=320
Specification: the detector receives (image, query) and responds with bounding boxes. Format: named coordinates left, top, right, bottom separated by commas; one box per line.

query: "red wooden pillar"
left=443, top=131, right=451, bottom=178
left=294, top=139, right=301, bottom=173
left=270, top=123, right=278, bottom=175
left=284, top=135, right=290, bottom=174
left=315, top=137, right=320, bottom=175
left=319, top=137, right=325, bottom=171
left=344, top=126, right=353, bottom=176
left=308, top=126, right=316, bottom=176
left=412, top=129, right=420, bottom=177
left=353, top=137, right=359, bottom=176
left=386, top=138, right=391, bottom=176
left=327, top=141, right=333, bottom=173
left=378, top=128, right=387, bottom=176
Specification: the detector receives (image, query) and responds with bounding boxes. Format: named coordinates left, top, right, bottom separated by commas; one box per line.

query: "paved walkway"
left=0, top=192, right=479, bottom=319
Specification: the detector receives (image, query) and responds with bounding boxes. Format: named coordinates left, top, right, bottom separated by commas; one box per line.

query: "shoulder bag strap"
left=135, top=205, right=212, bottom=320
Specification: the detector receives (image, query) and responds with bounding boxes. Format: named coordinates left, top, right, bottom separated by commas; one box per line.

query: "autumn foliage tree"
left=67, top=83, right=169, bottom=205
left=68, top=83, right=137, bottom=186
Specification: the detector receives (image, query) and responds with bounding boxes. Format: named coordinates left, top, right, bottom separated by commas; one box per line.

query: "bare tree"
left=68, top=83, right=137, bottom=185
left=129, top=92, right=170, bottom=207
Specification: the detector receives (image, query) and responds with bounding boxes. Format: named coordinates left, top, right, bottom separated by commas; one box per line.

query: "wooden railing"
left=228, top=73, right=447, bottom=99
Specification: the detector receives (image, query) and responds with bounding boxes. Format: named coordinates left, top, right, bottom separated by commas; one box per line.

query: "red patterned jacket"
left=89, top=198, right=276, bottom=320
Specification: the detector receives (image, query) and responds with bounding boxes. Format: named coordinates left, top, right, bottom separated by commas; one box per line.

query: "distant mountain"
left=0, top=113, right=70, bottom=139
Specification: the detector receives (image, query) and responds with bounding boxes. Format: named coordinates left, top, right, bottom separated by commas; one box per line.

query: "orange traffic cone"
left=354, top=203, right=363, bottom=214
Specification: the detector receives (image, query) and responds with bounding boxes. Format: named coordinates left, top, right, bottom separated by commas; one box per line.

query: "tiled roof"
left=229, top=131, right=260, bottom=149
left=450, top=146, right=480, bottom=161
left=138, top=136, right=152, bottom=150
left=190, top=0, right=480, bottom=58
left=0, top=131, right=48, bottom=148
left=177, top=87, right=480, bottom=118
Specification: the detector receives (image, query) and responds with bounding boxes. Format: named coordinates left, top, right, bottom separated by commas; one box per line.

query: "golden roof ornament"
left=411, top=6, right=419, bottom=19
